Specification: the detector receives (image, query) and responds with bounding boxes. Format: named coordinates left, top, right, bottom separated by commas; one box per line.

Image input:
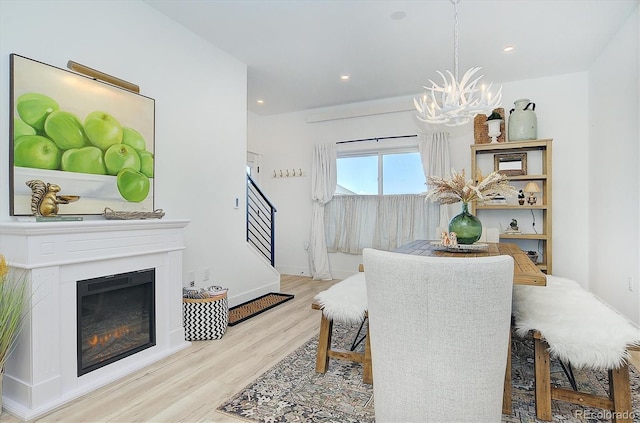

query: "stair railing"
left=246, top=175, right=277, bottom=266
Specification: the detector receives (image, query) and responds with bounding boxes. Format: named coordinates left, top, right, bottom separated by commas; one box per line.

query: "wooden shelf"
left=471, top=139, right=553, bottom=153
left=507, top=174, right=547, bottom=181
left=471, top=139, right=553, bottom=274
left=500, top=233, right=547, bottom=240
left=476, top=204, right=548, bottom=210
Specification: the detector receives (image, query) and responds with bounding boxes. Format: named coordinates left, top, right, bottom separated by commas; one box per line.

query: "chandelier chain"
left=413, top=0, right=502, bottom=126
left=452, top=0, right=459, bottom=81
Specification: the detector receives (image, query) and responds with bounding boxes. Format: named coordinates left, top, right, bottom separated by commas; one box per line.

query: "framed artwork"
left=9, top=54, right=155, bottom=216
left=494, top=152, right=527, bottom=176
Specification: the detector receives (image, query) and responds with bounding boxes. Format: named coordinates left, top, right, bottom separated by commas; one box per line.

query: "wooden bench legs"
left=533, top=332, right=553, bottom=420
left=502, top=330, right=512, bottom=414
left=363, top=330, right=372, bottom=383
left=533, top=332, right=635, bottom=423
left=315, top=312, right=333, bottom=373
left=313, top=303, right=372, bottom=384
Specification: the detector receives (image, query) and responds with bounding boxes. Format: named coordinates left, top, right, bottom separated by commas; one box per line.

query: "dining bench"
left=311, top=268, right=372, bottom=384
left=512, top=275, right=640, bottom=422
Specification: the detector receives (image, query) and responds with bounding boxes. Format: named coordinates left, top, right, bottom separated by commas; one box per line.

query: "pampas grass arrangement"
left=425, top=168, right=518, bottom=204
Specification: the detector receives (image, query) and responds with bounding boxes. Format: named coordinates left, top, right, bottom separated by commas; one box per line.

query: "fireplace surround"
left=0, top=219, right=190, bottom=421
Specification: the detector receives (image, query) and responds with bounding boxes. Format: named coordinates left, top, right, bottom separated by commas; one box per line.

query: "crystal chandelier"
left=414, top=0, right=502, bottom=127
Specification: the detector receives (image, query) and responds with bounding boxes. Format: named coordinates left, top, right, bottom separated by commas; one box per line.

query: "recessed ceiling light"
left=256, top=99, right=264, bottom=104
left=390, top=11, right=406, bottom=20
left=340, top=75, right=350, bottom=81
left=503, top=45, right=515, bottom=53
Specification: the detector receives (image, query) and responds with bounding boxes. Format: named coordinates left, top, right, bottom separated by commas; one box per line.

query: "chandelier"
left=414, top=0, right=502, bottom=127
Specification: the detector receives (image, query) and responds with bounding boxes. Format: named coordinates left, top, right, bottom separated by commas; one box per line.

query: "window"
left=336, top=149, right=425, bottom=195
left=327, top=145, right=438, bottom=253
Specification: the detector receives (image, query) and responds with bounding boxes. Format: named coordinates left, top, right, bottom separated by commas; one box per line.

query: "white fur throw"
left=513, top=275, right=640, bottom=370
left=313, top=272, right=367, bottom=324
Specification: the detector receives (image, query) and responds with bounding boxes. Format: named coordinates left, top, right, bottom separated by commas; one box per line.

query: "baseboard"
left=227, top=281, right=280, bottom=308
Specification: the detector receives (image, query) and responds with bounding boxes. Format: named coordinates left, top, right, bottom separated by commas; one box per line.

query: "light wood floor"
left=1, top=274, right=639, bottom=422
left=0, top=275, right=341, bottom=423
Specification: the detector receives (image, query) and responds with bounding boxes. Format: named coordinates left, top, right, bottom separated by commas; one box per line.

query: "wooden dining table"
left=393, top=239, right=547, bottom=414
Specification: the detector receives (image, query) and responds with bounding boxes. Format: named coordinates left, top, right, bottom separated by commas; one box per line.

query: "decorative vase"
left=485, top=118, right=503, bottom=143
left=448, top=202, right=482, bottom=244
left=508, top=98, right=537, bottom=141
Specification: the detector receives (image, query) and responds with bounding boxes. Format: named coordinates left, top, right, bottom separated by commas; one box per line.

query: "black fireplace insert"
left=77, top=268, right=156, bottom=376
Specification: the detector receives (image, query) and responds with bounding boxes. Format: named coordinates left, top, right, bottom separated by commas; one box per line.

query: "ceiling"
left=145, top=0, right=638, bottom=116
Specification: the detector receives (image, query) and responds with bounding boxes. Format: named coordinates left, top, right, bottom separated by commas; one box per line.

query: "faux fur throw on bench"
left=513, top=275, right=640, bottom=370
left=313, top=272, right=367, bottom=324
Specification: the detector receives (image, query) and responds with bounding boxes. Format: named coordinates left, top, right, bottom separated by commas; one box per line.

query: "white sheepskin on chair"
left=513, top=275, right=640, bottom=370
left=313, top=272, right=367, bottom=324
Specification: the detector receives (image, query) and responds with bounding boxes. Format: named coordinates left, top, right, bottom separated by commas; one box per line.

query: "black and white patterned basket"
left=182, top=293, right=228, bottom=341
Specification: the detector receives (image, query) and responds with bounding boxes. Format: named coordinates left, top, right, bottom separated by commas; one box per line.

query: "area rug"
left=227, top=293, right=294, bottom=326
left=218, top=321, right=640, bottom=422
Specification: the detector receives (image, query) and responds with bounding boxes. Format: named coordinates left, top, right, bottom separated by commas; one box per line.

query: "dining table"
left=392, top=239, right=547, bottom=414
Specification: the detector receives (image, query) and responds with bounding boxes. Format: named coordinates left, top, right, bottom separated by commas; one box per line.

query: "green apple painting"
left=9, top=54, right=155, bottom=215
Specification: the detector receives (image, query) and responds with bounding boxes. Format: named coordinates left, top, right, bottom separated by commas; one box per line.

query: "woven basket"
left=183, top=293, right=228, bottom=340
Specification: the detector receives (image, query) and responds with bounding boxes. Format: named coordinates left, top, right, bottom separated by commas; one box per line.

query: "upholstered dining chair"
left=362, top=248, right=514, bottom=423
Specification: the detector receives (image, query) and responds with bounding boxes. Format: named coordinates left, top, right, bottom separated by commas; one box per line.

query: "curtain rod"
left=336, top=134, right=417, bottom=145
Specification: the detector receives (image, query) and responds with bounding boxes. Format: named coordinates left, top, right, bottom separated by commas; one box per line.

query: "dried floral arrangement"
left=425, top=169, right=518, bottom=204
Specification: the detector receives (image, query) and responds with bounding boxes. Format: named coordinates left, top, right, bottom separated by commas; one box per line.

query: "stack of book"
left=486, top=195, right=507, bottom=204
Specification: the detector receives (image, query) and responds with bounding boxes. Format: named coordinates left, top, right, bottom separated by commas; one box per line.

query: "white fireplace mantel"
left=0, top=219, right=191, bottom=421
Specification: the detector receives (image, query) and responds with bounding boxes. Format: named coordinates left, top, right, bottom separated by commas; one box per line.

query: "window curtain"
left=309, top=143, right=337, bottom=280
left=326, top=194, right=437, bottom=254
left=419, top=131, right=451, bottom=231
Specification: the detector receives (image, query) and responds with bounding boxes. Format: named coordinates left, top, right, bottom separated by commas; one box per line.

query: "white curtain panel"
left=309, top=143, right=337, bottom=280
left=325, top=194, right=437, bottom=254
left=419, top=131, right=452, bottom=230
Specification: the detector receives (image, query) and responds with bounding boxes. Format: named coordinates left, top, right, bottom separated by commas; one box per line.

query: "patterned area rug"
left=227, top=293, right=294, bottom=326
left=218, top=321, right=640, bottom=422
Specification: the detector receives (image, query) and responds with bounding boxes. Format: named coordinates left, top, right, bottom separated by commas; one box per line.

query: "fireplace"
left=0, top=219, right=190, bottom=421
left=77, top=269, right=156, bottom=376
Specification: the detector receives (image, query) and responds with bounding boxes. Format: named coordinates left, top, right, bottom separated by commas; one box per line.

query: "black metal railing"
left=247, top=175, right=277, bottom=266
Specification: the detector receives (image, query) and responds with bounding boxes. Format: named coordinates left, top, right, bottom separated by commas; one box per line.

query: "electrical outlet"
left=189, top=281, right=195, bottom=287
left=203, top=267, right=210, bottom=281
left=188, top=271, right=195, bottom=287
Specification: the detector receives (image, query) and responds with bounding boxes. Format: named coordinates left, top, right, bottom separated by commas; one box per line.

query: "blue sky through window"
left=337, top=152, right=425, bottom=195
left=383, top=152, right=425, bottom=194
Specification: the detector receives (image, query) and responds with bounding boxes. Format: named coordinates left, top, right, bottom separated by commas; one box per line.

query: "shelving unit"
left=470, top=139, right=552, bottom=273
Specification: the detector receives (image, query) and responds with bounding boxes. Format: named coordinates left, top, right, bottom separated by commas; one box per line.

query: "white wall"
left=250, top=7, right=640, bottom=324
left=249, top=98, right=424, bottom=279
left=588, top=4, right=640, bottom=324
left=0, top=0, right=278, bottom=307
left=249, top=73, right=591, bottom=283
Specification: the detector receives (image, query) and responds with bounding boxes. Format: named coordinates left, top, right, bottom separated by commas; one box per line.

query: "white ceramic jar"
left=508, top=99, right=537, bottom=141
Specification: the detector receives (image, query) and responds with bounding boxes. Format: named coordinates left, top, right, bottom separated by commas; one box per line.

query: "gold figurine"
left=26, top=180, right=80, bottom=216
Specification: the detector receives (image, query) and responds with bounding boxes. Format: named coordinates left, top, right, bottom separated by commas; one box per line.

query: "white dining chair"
left=363, top=248, right=514, bottom=422
left=479, top=227, right=500, bottom=242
